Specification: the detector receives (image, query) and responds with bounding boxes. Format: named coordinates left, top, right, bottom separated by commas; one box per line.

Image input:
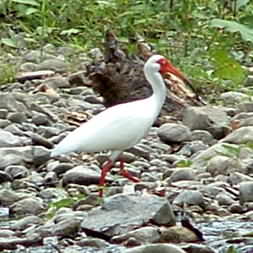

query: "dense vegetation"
left=0, top=0, right=253, bottom=97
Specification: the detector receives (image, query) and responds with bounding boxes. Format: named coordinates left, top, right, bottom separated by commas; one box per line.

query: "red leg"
left=99, top=160, right=114, bottom=197
left=119, top=160, right=140, bottom=183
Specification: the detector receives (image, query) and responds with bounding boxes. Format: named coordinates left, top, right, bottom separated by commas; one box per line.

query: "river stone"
left=220, top=91, right=250, bottom=105
left=62, top=165, right=100, bottom=186
left=228, top=172, right=253, bottom=185
left=182, top=106, right=229, bottom=139
left=221, top=126, right=253, bottom=144
left=4, top=165, right=29, bottom=179
left=182, top=244, right=216, bottom=253
left=206, top=155, right=241, bottom=176
left=52, top=217, right=81, bottom=237
left=0, top=189, right=31, bottom=206
left=0, top=129, right=24, bottom=147
left=39, top=187, right=68, bottom=201
left=191, top=130, right=215, bottom=145
left=152, top=202, right=176, bottom=226
left=77, top=238, right=110, bottom=248
left=81, top=193, right=176, bottom=236
left=0, top=146, right=33, bottom=169
left=11, top=215, right=42, bottom=231
left=124, top=243, right=186, bottom=253
left=7, top=112, right=27, bottom=123
left=239, top=181, right=253, bottom=204
left=10, top=197, right=45, bottom=216
left=167, top=168, right=195, bottom=182
left=112, top=226, right=160, bottom=244
left=37, top=59, right=69, bottom=73
left=158, top=123, right=191, bottom=143
left=173, top=190, right=205, bottom=206
left=0, top=93, right=28, bottom=112
left=160, top=226, right=198, bottom=243
left=192, top=143, right=239, bottom=171
left=216, top=192, right=235, bottom=206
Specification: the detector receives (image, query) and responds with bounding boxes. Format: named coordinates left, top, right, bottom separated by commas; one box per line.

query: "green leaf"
left=25, top=7, right=38, bottom=15
left=60, top=28, right=80, bottom=36
left=209, top=47, right=246, bottom=84
left=210, top=19, right=253, bottom=44
left=215, top=143, right=240, bottom=158
left=1, top=38, right=18, bottom=48
left=12, top=0, right=40, bottom=6
left=237, top=0, right=250, bottom=10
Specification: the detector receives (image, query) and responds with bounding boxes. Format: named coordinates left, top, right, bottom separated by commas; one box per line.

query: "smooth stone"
left=125, top=243, right=186, bottom=253
left=173, top=190, right=205, bottom=207
left=220, top=91, right=250, bottom=105
left=167, top=168, right=195, bottom=183
left=7, top=112, right=27, bottom=123
left=112, top=226, right=160, bottom=244
left=221, top=126, right=253, bottom=144
left=0, top=129, right=24, bottom=147
left=37, top=59, right=69, bottom=73
left=11, top=197, right=45, bottom=216
left=62, top=165, right=100, bottom=186
left=239, top=181, right=253, bottom=204
left=5, top=165, right=29, bottom=179
left=182, top=106, right=229, bottom=139
left=11, top=216, right=42, bottom=231
left=158, top=123, right=192, bottom=143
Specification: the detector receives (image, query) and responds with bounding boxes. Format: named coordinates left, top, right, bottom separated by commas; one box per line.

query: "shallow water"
left=1, top=219, right=253, bottom=253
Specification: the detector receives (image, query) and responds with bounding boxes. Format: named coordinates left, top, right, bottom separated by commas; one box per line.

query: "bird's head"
left=147, top=54, right=191, bottom=85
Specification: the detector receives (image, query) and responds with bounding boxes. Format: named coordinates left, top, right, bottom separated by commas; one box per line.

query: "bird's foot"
left=119, top=169, right=140, bottom=183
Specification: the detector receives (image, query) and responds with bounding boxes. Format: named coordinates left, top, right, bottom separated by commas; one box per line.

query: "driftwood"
left=87, top=31, right=205, bottom=122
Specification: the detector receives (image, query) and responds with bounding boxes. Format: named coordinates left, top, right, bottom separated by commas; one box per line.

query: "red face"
left=157, top=58, right=190, bottom=84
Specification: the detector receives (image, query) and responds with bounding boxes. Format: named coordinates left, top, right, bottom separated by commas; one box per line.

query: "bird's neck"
left=145, top=70, right=167, bottom=116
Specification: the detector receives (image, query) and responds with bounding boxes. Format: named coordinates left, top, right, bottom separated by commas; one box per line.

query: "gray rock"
left=7, top=112, right=27, bottom=123
left=32, top=146, right=51, bottom=166
left=0, top=129, right=24, bottom=147
left=112, top=226, right=160, bottom=244
left=191, top=130, right=215, bottom=145
left=238, top=102, right=253, bottom=112
left=31, top=112, right=50, bottom=125
left=52, top=217, right=81, bottom=237
left=206, top=155, right=241, bottom=176
left=182, top=244, right=216, bottom=253
left=228, top=172, right=253, bottom=185
left=39, top=188, right=68, bottom=201
left=173, top=190, right=205, bottom=206
left=158, top=123, right=192, bottom=143
left=62, top=165, right=100, bottom=186
left=11, top=215, right=42, bottom=231
left=152, top=202, right=176, bottom=225
left=239, top=181, right=253, bottom=204
left=221, top=126, right=253, bottom=144
left=0, top=189, right=30, bottom=206
left=220, top=91, right=250, bottom=105
left=37, top=59, right=69, bottom=73
left=177, top=141, right=208, bottom=156
left=216, top=192, right=235, bottom=206
left=77, top=238, right=109, bottom=248
left=5, top=165, right=29, bottom=179
left=81, top=193, right=176, bottom=236
left=0, top=146, right=33, bottom=169
left=11, top=197, right=45, bottom=216
left=167, top=168, right=195, bottom=183
left=182, top=106, right=230, bottom=139
left=124, top=243, right=186, bottom=253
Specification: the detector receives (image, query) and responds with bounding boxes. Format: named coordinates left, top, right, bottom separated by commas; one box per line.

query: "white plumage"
left=51, top=54, right=187, bottom=195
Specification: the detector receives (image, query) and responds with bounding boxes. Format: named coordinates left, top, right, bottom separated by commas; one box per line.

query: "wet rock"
left=158, top=123, right=192, bottom=143
left=62, top=165, right=100, bottom=186
left=182, top=106, right=230, bottom=139
left=10, top=197, right=45, bottom=216
left=76, top=238, right=110, bottom=248
left=81, top=193, right=176, bottom=236
left=52, top=217, right=81, bottom=237
left=125, top=243, right=186, bottom=253
left=173, top=190, right=205, bottom=207
left=239, top=181, right=253, bottom=204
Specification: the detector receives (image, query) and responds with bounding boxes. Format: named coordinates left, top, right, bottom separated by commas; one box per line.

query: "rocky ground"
left=0, top=44, right=253, bottom=253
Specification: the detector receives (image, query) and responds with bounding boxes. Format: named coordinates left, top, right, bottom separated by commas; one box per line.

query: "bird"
left=51, top=54, right=190, bottom=196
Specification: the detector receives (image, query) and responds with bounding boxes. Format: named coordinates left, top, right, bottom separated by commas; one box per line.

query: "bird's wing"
left=51, top=99, right=155, bottom=156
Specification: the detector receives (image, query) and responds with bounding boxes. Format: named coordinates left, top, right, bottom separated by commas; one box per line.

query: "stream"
left=1, top=218, right=253, bottom=253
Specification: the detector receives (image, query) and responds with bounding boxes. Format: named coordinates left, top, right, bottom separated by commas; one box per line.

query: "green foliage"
left=216, top=143, right=240, bottom=158
left=0, top=63, right=16, bottom=85
left=0, top=0, right=252, bottom=95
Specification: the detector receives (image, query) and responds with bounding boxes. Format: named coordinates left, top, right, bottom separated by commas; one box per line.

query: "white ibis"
left=51, top=55, right=190, bottom=196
